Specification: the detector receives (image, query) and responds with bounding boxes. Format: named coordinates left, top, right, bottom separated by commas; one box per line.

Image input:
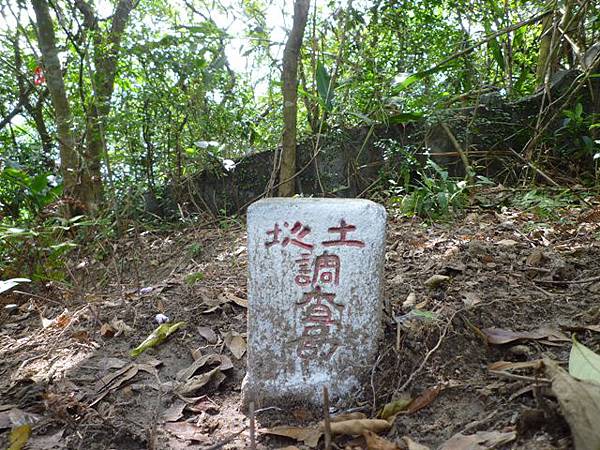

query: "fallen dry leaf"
left=406, top=385, right=442, bottom=414
left=175, top=354, right=233, bottom=395
left=263, top=425, right=322, bottom=448
left=496, top=239, right=518, bottom=247
left=462, top=292, right=481, bottom=308
left=424, top=274, right=450, bottom=289
left=223, top=331, right=247, bottom=359
left=482, top=326, right=569, bottom=345
left=329, top=419, right=391, bottom=436
left=363, top=430, right=400, bottom=449
left=439, top=430, right=516, bottom=450
left=488, top=360, right=543, bottom=371
left=330, top=412, right=367, bottom=422
left=109, top=319, right=133, bottom=336
left=161, top=400, right=186, bottom=422
left=164, top=422, right=208, bottom=443
left=100, top=323, right=115, bottom=338
left=197, top=326, right=218, bottom=344
left=545, top=358, right=600, bottom=450
left=399, top=436, right=431, bottom=450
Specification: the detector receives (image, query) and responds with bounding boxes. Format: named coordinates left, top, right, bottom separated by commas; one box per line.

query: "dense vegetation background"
left=0, top=0, right=599, bottom=279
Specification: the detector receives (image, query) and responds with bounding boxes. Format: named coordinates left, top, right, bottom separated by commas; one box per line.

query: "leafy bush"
left=391, top=159, right=469, bottom=221
left=0, top=166, right=62, bottom=221
left=0, top=216, right=86, bottom=281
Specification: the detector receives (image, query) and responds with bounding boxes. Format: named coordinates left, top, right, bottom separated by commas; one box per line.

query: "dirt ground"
left=2, top=192, right=600, bottom=449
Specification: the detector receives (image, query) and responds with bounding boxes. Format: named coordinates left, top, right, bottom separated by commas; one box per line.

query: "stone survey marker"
left=243, top=198, right=386, bottom=408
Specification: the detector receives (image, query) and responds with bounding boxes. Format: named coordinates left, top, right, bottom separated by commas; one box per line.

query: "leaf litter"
left=3, top=199, right=600, bottom=448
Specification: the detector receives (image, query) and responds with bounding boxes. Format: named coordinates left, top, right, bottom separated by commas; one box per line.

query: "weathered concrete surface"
left=242, top=198, right=386, bottom=409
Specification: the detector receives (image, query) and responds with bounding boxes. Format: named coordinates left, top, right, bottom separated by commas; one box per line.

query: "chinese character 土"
left=265, top=221, right=314, bottom=250
left=322, top=219, right=365, bottom=248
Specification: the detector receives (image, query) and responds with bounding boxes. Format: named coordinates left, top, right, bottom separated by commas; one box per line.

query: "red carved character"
left=312, top=252, right=340, bottom=286
left=296, top=286, right=344, bottom=358
left=294, top=252, right=312, bottom=287
left=322, top=219, right=365, bottom=248
left=265, top=221, right=313, bottom=250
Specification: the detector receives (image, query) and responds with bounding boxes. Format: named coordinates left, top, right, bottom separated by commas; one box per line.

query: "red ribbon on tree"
left=33, top=66, right=46, bottom=86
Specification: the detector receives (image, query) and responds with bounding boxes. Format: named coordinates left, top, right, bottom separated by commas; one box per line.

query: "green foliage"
left=187, top=243, right=203, bottom=258
left=389, top=159, right=469, bottom=221
left=556, top=103, right=600, bottom=160
left=0, top=166, right=62, bottom=221
left=511, top=189, right=573, bottom=220
left=0, top=216, right=86, bottom=281
left=184, top=271, right=205, bottom=285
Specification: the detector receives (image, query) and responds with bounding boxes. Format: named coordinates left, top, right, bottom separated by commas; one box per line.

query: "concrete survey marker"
left=242, top=198, right=386, bottom=408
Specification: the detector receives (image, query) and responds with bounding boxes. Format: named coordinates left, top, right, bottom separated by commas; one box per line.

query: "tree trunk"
left=278, top=0, right=310, bottom=197
left=78, top=0, right=135, bottom=210
left=31, top=0, right=80, bottom=207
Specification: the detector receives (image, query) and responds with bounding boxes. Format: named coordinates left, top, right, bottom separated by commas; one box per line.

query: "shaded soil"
left=2, top=192, right=600, bottom=449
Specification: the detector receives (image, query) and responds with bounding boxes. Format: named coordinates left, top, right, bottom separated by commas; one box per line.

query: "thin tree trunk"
left=77, top=0, right=134, bottom=209
left=31, top=0, right=79, bottom=207
left=278, top=0, right=310, bottom=197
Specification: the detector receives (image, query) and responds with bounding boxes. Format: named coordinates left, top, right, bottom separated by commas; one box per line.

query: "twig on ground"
left=249, top=401, right=256, bottom=450
left=488, top=369, right=550, bottom=384
left=323, top=386, right=332, bottom=450
left=535, top=275, right=600, bottom=285
left=396, top=311, right=457, bottom=394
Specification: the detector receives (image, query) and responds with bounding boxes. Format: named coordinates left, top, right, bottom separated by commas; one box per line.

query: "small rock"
left=154, top=313, right=170, bottom=324
left=424, top=274, right=450, bottom=289
left=403, top=292, right=417, bottom=309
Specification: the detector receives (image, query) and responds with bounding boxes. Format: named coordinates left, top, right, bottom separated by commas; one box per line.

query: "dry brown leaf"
left=197, top=326, right=218, bottom=344
left=488, top=360, right=543, bottom=371
left=109, top=319, right=133, bottom=336
left=263, top=426, right=322, bottom=447
left=363, top=430, right=400, bottom=449
left=406, top=385, right=442, bottom=414
left=223, top=331, right=247, bottom=359
left=330, top=412, right=367, bottom=422
left=399, top=436, right=431, bottom=450
left=164, top=422, right=209, bottom=443
left=175, top=354, right=232, bottom=395
left=100, top=323, right=115, bottom=338
left=439, top=430, right=516, bottom=450
left=329, top=419, right=391, bottom=436
left=545, top=358, right=600, bottom=450
left=424, top=274, right=450, bottom=289
left=161, top=400, right=186, bottom=422
left=482, top=326, right=569, bottom=345
left=218, top=291, right=248, bottom=308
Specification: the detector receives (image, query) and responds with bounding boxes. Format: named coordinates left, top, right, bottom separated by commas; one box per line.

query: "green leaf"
left=30, top=174, right=49, bottom=194
left=316, top=62, right=334, bottom=111
left=569, top=337, right=600, bottom=383
left=388, top=112, right=424, bottom=124
left=8, top=424, right=31, bottom=450
left=130, top=321, right=186, bottom=357
left=488, top=38, right=505, bottom=70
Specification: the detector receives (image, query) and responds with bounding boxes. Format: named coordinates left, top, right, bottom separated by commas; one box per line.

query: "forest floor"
left=2, top=189, right=600, bottom=450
